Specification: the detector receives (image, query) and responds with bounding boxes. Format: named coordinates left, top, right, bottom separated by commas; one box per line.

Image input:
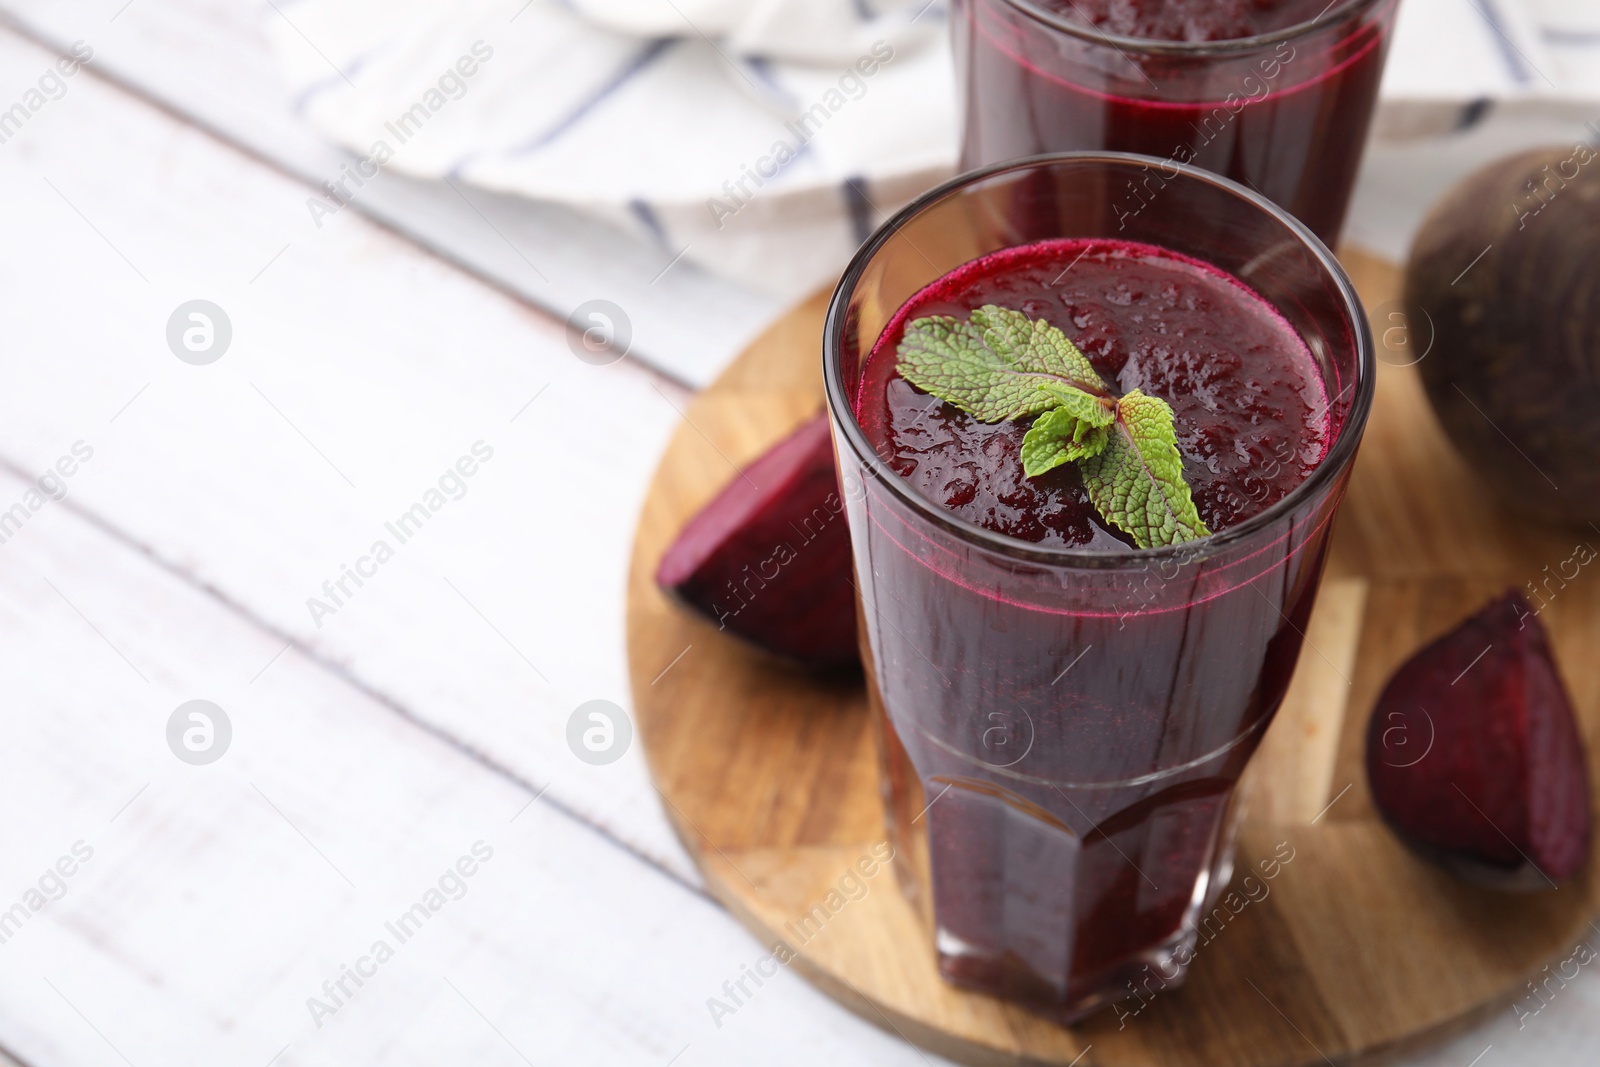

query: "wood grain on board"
left=626, top=251, right=1600, bottom=1066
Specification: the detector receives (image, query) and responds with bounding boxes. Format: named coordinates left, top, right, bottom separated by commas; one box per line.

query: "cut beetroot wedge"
left=1366, top=590, right=1591, bottom=889
left=656, top=412, right=858, bottom=669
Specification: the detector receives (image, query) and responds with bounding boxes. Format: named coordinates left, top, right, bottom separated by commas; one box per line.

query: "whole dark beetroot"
left=1406, top=145, right=1600, bottom=525
left=1366, top=590, right=1591, bottom=889
left=656, top=412, right=858, bottom=669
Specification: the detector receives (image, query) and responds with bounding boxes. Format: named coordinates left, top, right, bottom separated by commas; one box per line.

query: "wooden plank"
left=0, top=25, right=697, bottom=881
left=0, top=0, right=780, bottom=388
left=0, top=464, right=956, bottom=1067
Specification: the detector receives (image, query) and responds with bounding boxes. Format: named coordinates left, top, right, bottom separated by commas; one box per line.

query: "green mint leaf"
left=1019, top=385, right=1116, bottom=476
left=1037, top=382, right=1117, bottom=428
left=1080, top=390, right=1211, bottom=549
left=1021, top=412, right=1110, bottom=476
left=896, top=304, right=1109, bottom=423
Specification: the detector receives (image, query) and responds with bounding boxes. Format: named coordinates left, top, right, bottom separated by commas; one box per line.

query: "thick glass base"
left=875, top=697, right=1251, bottom=1024
left=929, top=802, right=1239, bottom=1024
left=937, top=920, right=1200, bottom=1025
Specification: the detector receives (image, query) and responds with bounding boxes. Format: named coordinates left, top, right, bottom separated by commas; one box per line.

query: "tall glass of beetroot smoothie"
left=823, top=154, right=1373, bottom=1022
left=953, top=0, right=1398, bottom=244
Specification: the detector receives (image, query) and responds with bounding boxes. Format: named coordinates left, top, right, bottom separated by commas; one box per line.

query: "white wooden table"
left=0, top=3, right=1594, bottom=1065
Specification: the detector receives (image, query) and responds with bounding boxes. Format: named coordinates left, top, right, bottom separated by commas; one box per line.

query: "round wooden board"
left=625, top=251, right=1600, bottom=1067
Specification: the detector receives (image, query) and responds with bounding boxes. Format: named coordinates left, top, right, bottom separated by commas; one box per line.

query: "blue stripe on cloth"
left=291, top=49, right=380, bottom=116
left=1454, top=97, right=1494, bottom=130
left=842, top=177, right=874, bottom=247
left=743, top=56, right=798, bottom=109
left=1543, top=28, right=1600, bottom=45
left=628, top=199, right=672, bottom=250
left=1468, top=0, right=1534, bottom=86
left=779, top=139, right=816, bottom=177
left=511, top=38, right=676, bottom=155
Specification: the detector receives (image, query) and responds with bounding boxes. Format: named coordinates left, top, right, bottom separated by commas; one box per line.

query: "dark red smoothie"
left=852, top=238, right=1337, bottom=1016
left=953, top=0, right=1397, bottom=243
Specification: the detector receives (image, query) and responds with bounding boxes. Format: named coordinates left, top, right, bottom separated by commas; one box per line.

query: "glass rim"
left=821, top=150, right=1376, bottom=571
left=988, top=0, right=1390, bottom=57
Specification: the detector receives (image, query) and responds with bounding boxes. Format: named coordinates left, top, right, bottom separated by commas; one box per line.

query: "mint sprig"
left=897, top=305, right=1211, bottom=549
left=1081, top=390, right=1210, bottom=548
left=1020, top=383, right=1116, bottom=476
left=893, top=305, right=1109, bottom=421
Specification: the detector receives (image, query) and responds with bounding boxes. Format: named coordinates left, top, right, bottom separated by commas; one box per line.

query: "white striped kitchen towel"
left=267, top=0, right=1599, bottom=300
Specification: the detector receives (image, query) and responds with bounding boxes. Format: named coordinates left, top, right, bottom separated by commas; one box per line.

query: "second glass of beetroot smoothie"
left=823, top=153, right=1374, bottom=1022
left=953, top=0, right=1399, bottom=244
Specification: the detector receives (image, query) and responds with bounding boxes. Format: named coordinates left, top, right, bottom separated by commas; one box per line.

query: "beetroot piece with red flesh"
left=1366, top=590, right=1591, bottom=888
left=656, top=412, right=858, bottom=669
